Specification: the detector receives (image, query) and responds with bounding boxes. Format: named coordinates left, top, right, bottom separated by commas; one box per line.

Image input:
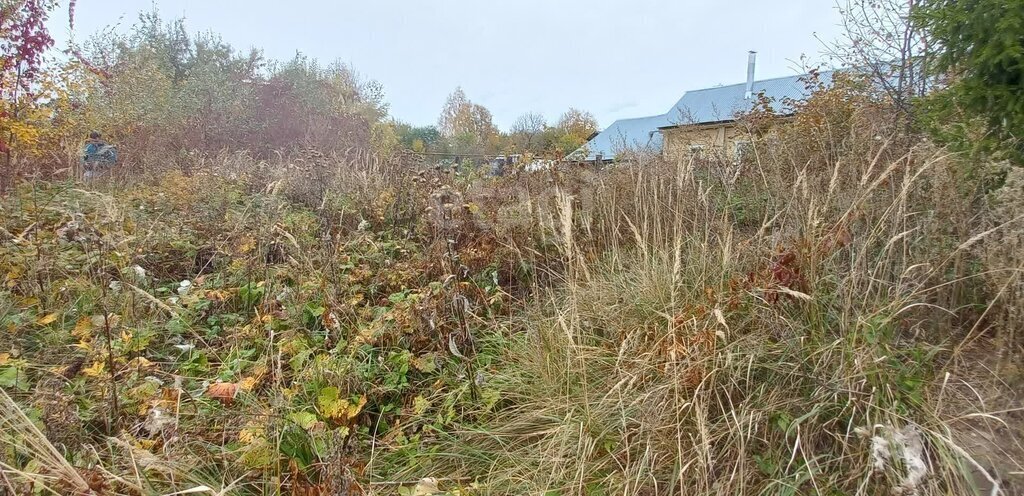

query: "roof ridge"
left=598, top=114, right=666, bottom=132
left=752, top=70, right=832, bottom=85
left=682, top=70, right=829, bottom=94
left=609, top=113, right=666, bottom=123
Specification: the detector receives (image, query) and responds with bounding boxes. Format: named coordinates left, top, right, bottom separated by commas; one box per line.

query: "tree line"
left=0, top=6, right=598, bottom=187
left=406, top=87, right=597, bottom=159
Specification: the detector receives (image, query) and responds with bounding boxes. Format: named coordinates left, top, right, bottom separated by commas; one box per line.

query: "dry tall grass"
left=379, top=82, right=1023, bottom=495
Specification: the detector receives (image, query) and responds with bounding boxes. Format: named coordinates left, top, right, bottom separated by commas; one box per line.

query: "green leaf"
left=411, top=354, right=437, bottom=373
left=303, top=303, right=326, bottom=317
left=240, top=439, right=277, bottom=469
left=302, top=302, right=326, bottom=331
left=317, top=386, right=350, bottom=420
left=278, top=426, right=315, bottom=468
left=239, top=282, right=266, bottom=309
left=753, top=453, right=778, bottom=475
left=0, top=366, right=29, bottom=391
left=165, top=317, right=188, bottom=335
left=388, top=291, right=409, bottom=304
left=289, top=411, right=318, bottom=430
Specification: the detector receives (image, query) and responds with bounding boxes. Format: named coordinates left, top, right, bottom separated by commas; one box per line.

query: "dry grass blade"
left=0, top=388, right=91, bottom=493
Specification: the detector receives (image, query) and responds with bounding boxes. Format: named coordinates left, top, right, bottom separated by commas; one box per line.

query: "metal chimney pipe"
left=745, top=51, right=757, bottom=99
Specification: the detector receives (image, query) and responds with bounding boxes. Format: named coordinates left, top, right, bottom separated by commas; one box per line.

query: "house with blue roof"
left=571, top=52, right=833, bottom=163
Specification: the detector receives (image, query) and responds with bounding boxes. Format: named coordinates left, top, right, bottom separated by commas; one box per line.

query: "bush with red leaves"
left=1, top=0, right=57, bottom=153
left=1, top=0, right=56, bottom=86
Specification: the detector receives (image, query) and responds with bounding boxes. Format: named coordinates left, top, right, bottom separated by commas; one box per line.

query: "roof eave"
left=657, top=118, right=737, bottom=130
left=658, top=111, right=799, bottom=130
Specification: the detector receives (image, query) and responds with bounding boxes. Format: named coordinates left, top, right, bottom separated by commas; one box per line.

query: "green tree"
left=916, top=0, right=1024, bottom=162
left=394, top=122, right=443, bottom=153
left=534, top=108, right=599, bottom=157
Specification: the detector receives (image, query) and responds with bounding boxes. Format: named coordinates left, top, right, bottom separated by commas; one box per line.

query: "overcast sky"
left=48, top=1, right=844, bottom=130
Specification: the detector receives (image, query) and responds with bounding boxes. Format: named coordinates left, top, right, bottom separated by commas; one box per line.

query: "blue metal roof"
left=572, top=70, right=834, bottom=161
left=661, top=71, right=835, bottom=127
left=569, top=113, right=668, bottom=161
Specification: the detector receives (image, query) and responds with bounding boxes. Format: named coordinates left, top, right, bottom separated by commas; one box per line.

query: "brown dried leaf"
left=206, top=382, right=239, bottom=405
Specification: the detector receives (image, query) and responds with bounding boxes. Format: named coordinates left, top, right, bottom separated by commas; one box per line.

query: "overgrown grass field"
left=2, top=80, right=1023, bottom=495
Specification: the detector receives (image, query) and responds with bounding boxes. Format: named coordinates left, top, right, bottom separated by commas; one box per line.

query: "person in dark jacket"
left=82, top=131, right=117, bottom=180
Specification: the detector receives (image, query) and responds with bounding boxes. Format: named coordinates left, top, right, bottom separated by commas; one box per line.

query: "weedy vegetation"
left=1, top=2, right=1023, bottom=495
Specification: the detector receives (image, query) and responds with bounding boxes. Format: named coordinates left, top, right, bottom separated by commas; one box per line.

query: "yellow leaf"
left=323, top=399, right=349, bottom=420
left=5, top=268, right=22, bottom=288
left=127, top=356, right=153, bottom=369
left=83, top=361, right=105, bottom=377
left=237, top=237, right=256, bottom=254
left=239, top=438, right=275, bottom=469
left=205, top=289, right=231, bottom=301
left=317, top=386, right=350, bottom=420
left=239, top=376, right=259, bottom=391
left=121, top=329, right=133, bottom=344
left=36, top=313, right=58, bottom=326
left=347, top=395, right=367, bottom=419
left=412, top=395, right=430, bottom=415
left=280, top=386, right=297, bottom=401
left=0, top=353, right=9, bottom=365
left=73, top=317, right=92, bottom=340
left=238, top=426, right=265, bottom=444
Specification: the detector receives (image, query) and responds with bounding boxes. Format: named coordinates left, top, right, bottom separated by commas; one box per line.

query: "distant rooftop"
left=571, top=70, right=834, bottom=162
left=661, top=71, right=834, bottom=127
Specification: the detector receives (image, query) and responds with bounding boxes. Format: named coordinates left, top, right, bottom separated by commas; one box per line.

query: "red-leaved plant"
left=0, top=0, right=56, bottom=158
